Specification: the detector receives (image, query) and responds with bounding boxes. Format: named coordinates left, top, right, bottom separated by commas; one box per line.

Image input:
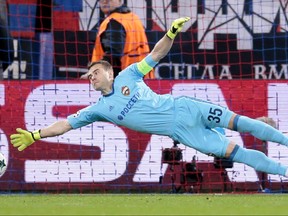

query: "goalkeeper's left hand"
left=10, top=128, right=41, bottom=151
left=166, top=17, right=191, bottom=40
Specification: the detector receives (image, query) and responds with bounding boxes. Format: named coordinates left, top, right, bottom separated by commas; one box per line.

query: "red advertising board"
left=0, top=80, right=288, bottom=192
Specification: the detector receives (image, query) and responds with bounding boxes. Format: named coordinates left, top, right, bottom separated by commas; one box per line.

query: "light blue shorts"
left=171, top=96, right=234, bottom=157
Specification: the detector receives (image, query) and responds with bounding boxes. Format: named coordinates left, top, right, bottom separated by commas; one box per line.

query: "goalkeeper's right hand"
left=10, top=128, right=41, bottom=151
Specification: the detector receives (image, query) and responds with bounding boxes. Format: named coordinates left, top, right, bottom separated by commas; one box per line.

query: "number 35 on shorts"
left=207, top=107, right=223, bottom=123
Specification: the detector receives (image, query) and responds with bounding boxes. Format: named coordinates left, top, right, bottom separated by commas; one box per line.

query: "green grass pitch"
left=0, top=193, right=287, bottom=215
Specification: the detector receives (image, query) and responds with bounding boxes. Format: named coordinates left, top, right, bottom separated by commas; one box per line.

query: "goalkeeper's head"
left=86, top=60, right=114, bottom=94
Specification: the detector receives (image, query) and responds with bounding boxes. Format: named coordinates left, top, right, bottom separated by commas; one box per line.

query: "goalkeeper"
left=10, top=17, right=288, bottom=177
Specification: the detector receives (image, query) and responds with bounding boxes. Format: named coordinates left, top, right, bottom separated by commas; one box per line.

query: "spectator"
left=0, top=0, right=13, bottom=79
left=82, top=0, right=154, bottom=79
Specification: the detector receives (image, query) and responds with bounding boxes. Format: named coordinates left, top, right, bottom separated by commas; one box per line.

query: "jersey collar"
left=103, top=82, right=115, bottom=97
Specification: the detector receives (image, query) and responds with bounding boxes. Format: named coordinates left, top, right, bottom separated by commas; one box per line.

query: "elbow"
left=61, top=121, right=73, bottom=135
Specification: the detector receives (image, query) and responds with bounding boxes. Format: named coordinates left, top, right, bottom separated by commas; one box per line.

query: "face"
left=99, top=0, right=122, bottom=15
left=87, top=64, right=113, bottom=92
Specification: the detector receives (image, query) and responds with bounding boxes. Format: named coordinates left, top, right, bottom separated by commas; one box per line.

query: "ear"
left=109, top=70, right=114, bottom=79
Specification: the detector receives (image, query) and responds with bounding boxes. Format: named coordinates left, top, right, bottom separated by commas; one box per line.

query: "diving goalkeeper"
left=10, top=17, right=288, bottom=177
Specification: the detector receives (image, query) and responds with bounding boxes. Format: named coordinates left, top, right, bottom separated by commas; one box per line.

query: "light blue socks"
left=235, top=116, right=288, bottom=146
left=230, top=145, right=287, bottom=176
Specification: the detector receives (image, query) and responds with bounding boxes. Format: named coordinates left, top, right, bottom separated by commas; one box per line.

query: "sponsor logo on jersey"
left=118, top=91, right=141, bottom=120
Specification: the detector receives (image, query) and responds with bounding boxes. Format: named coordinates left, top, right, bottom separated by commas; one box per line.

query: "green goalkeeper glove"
left=10, top=128, right=41, bottom=151
left=166, top=17, right=191, bottom=40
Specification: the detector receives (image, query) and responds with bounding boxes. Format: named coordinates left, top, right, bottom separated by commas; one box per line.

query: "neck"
left=101, top=83, right=113, bottom=95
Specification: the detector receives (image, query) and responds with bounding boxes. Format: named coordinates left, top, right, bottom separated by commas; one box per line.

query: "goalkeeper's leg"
left=231, top=114, right=288, bottom=146
left=227, top=143, right=288, bottom=177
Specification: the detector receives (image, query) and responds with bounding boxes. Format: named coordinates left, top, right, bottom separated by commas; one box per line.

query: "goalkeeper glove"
left=10, top=128, right=41, bottom=151
left=166, top=17, right=191, bottom=40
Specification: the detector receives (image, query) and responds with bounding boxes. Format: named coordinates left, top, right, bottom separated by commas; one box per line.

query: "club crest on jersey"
left=121, top=86, right=130, bottom=96
left=73, top=111, right=80, bottom=118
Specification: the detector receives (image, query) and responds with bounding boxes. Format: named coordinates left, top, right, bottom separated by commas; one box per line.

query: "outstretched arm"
left=150, top=17, right=190, bottom=62
left=40, top=120, right=72, bottom=137
left=10, top=120, right=72, bottom=151
left=137, top=17, right=190, bottom=75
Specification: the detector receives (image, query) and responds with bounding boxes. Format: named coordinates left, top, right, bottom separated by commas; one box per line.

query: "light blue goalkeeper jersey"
left=68, top=63, right=176, bottom=137
left=68, top=59, right=234, bottom=157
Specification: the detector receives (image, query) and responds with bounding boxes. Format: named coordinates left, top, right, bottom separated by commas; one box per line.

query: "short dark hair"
left=87, top=60, right=113, bottom=72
